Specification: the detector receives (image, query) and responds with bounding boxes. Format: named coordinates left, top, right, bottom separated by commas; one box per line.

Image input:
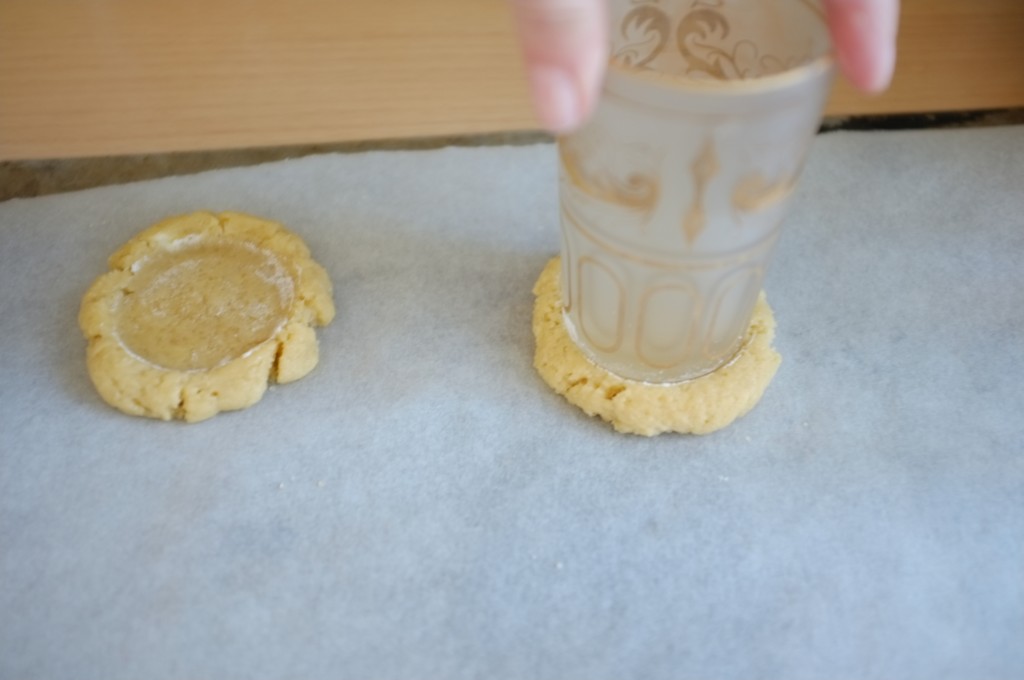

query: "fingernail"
left=867, top=41, right=896, bottom=93
left=529, top=67, right=582, bottom=134
left=848, top=4, right=898, bottom=93
left=869, top=12, right=898, bottom=93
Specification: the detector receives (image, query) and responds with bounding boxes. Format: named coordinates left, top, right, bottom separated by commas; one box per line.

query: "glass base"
left=561, top=308, right=746, bottom=385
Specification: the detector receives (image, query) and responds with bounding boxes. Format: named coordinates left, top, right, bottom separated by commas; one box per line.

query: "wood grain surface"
left=2, top=0, right=1022, bottom=160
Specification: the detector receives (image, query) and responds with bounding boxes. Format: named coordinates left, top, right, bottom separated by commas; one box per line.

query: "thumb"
left=823, top=0, right=900, bottom=93
left=509, top=0, right=608, bottom=133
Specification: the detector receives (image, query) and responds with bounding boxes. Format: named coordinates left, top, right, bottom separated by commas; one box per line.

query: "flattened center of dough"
left=116, top=240, right=295, bottom=371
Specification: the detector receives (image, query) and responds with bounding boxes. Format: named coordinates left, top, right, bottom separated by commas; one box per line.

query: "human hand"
left=510, top=0, right=900, bottom=133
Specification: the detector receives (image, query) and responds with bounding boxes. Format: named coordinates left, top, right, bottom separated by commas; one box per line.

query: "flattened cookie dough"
left=79, top=211, right=335, bottom=422
left=532, top=258, right=780, bottom=436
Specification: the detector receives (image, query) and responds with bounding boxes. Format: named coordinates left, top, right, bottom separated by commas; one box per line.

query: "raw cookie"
left=79, top=211, right=335, bottom=422
left=532, top=258, right=780, bottom=436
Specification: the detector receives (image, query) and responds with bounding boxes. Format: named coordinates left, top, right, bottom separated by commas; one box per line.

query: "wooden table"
left=2, top=0, right=1023, bottom=160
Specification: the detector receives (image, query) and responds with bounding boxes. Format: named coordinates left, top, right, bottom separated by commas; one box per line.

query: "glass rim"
left=605, top=52, right=836, bottom=98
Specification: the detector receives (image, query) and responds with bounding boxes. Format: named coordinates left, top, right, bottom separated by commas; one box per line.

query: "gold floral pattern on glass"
left=614, top=4, right=671, bottom=68
left=559, top=141, right=660, bottom=215
left=682, top=138, right=719, bottom=244
left=731, top=172, right=798, bottom=214
left=562, top=205, right=784, bottom=272
left=612, top=0, right=824, bottom=81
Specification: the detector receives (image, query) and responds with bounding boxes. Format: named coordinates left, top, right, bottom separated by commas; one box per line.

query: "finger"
left=509, top=0, right=608, bottom=133
left=823, top=0, right=900, bottom=93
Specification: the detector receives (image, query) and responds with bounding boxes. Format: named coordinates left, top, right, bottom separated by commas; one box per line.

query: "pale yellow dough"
left=79, top=211, right=335, bottom=422
left=532, top=258, right=781, bottom=436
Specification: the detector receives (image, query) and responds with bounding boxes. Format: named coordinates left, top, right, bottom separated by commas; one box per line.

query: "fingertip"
left=864, top=40, right=897, bottom=93
left=824, top=0, right=899, bottom=94
left=510, top=0, right=608, bottom=132
left=528, top=66, right=584, bottom=134
left=837, top=45, right=893, bottom=94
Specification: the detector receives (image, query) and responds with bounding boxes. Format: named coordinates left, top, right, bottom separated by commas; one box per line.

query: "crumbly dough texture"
left=79, top=211, right=335, bottom=422
left=532, top=258, right=781, bottom=436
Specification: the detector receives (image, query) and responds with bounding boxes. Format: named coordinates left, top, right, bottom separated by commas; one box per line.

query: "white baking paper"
left=1, top=126, right=1022, bottom=680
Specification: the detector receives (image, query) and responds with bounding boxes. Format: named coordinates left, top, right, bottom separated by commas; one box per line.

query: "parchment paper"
left=1, top=126, right=1022, bottom=680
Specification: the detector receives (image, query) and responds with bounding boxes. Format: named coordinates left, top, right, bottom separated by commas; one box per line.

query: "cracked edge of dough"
left=532, top=258, right=781, bottom=436
left=79, top=211, right=336, bottom=422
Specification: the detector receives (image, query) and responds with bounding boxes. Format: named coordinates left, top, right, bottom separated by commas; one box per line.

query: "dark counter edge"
left=3, top=109, right=1022, bottom=203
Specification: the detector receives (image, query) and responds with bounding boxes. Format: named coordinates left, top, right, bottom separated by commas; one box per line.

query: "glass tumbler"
left=559, top=0, right=834, bottom=383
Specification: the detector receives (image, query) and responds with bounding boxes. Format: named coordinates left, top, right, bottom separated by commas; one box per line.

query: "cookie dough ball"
left=532, top=258, right=780, bottom=436
left=79, top=211, right=335, bottom=422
